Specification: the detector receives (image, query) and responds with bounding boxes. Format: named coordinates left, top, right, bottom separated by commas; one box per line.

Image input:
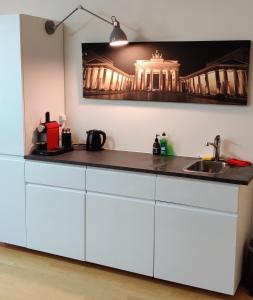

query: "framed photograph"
left=82, top=40, right=250, bottom=105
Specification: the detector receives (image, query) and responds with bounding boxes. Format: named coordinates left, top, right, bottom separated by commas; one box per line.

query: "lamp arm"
left=79, top=5, right=113, bottom=26
left=53, top=7, right=80, bottom=31
left=51, top=4, right=114, bottom=33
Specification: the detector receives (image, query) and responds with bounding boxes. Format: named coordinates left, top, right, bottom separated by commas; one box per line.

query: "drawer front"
left=86, top=167, right=155, bottom=200
left=25, top=161, right=85, bottom=190
left=156, top=176, right=238, bottom=213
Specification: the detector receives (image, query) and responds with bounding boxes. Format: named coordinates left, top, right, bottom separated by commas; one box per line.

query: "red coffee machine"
left=33, top=112, right=71, bottom=156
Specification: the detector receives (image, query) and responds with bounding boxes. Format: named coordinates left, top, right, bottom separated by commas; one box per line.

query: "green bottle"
left=167, top=142, right=175, bottom=156
left=160, top=132, right=168, bottom=156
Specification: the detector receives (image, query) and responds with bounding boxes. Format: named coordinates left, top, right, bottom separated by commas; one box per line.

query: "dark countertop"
left=25, top=150, right=253, bottom=185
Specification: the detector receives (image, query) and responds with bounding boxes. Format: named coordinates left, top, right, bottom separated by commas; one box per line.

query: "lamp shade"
left=109, top=22, right=128, bottom=47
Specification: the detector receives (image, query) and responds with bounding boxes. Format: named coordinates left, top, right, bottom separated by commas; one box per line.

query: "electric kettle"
left=86, top=129, right=106, bottom=151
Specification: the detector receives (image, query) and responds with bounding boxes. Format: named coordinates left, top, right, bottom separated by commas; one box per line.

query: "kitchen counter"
left=25, top=150, right=253, bottom=185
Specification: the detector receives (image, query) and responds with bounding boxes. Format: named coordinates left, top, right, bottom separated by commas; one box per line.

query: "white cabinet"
left=86, top=167, right=156, bottom=276
left=0, top=156, right=26, bottom=246
left=0, top=14, right=64, bottom=249
left=154, top=176, right=253, bottom=295
left=26, top=184, right=85, bottom=260
left=154, top=202, right=237, bottom=294
left=25, top=161, right=86, bottom=260
left=23, top=162, right=252, bottom=295
left=86, top=192, right=154, bottom=276
left=0, top=15, right=24, bottom=155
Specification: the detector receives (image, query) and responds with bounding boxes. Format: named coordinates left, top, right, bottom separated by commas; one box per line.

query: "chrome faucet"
left=206, top=135, right=221, bottom=161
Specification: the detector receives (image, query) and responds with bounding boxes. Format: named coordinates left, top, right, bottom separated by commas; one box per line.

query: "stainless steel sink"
left=183, top=160, right=228, bottom=175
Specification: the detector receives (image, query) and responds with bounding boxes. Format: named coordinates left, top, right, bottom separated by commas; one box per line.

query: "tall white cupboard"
left=0, top=14, right=64, bottom=246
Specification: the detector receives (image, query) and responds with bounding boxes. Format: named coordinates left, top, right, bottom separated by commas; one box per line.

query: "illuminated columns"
left=119, top=74, right=123, bottom=90
left=94, top=67, right=100, bottom=89
left=138, top=70, right=142, bottom=90
left=85, top=67, right=92, bottom=89
left=172, top=71, right=176, bottom=92
left=165, top=71, right=169, bottom=91
left=204, top=73, right=210, bottom=94
left=223, top=69, right=229, bottom=95
left=175, top=70, right=179, bottom=92
left=134, top=68, right=138, bottom=90
left=137, top=71, right=140, bottom=90
left=120, top=77, right=124, bottom=90
left=169, top=71, right=172, bottom=91
left=83, top=68, right=88, bottom=88
left=97, top=67, right=105, bottom=90
left=91, top=68, right=96, bottom=89
left=115, top=73, right=119, bottom=90
left=237, top=70, right=247, bottom=96
left=104, top=69, right=112, bottom=90
left=160, top=70, right=163, bottom=91
left=141, top=70, right=146, bottom=90
left=140, top=71, right=144, bottom=90
left=233, top=69, right=239, bottom=95
left=135, top=70, right=139, bottom=90
left=101, top=68, right=107, bottom=90
left=150, top=70, right=154, bottom=91
left=124, top=77, right=128, bottom=90
left=143, top=70, right=147, bottom=90
left=197, top=76, right=201, bottom=94
left=95, top=67, right=100, bottom=90
left=109, top=71, right=114, bottom=90
left=86, top=68, right=91, bottom=89
left=226, top=69, right=236, bottom=95
left=125, top=78, right=129, bottom=90
left=215, top=70, right=221, bottom=94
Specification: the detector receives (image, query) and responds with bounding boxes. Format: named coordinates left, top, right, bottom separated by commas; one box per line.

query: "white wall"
left=64, top=0, right=253, bottom=161
left=0, top=13, right=65, bottom=156
left=21, top=15, right=65, bottom=154
left=0, top=0, right=253, bottom=160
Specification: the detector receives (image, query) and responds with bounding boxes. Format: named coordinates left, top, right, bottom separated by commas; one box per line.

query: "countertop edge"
left=24, top=155, right=251, bottom=186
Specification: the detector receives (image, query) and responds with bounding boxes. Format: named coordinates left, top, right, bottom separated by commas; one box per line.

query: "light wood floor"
left=0, top=243, right=251, bottom=300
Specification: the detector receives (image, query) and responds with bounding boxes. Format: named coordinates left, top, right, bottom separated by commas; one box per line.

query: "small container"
left=153, top=134, right=161, bottom=155
left=62, top=128, right=72, bottom=149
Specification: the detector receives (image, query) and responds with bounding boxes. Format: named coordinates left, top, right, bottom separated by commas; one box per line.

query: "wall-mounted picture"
left=82, top=40, right=250, bottom=105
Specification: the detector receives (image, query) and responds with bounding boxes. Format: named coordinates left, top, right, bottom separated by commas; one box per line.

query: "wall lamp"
left=45, top=4, right=128, bottom=47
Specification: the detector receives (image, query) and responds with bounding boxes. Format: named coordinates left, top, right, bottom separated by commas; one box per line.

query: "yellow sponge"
left=200, top=155, right=213, bottom=161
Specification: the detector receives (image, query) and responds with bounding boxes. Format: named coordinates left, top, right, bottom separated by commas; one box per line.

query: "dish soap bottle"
left=153, top=134, right=161, bottom=155
left=160, top=132, right=168, bottom=156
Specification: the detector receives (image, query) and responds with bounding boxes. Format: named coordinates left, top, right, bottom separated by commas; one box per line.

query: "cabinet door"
left=0, top=157, right=26, bottom=246
left=0, top=16, right=24, bottom=156
left=26, top=184, right=85, bottom=260
left=154, top=202, right=237, bottom=295
left=86, top=192, right=154, bottom=276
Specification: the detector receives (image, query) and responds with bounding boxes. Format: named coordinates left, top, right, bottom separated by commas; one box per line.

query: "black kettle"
left=86, top=130, right=106, bottom=151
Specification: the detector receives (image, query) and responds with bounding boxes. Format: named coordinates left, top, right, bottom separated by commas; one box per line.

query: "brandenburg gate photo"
left=133, top=50, right=180, bottom=92
left=83, top=46, right=248, bottom=104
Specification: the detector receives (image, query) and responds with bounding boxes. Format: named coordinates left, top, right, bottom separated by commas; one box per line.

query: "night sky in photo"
left=82, top=41, right=250, bottom=76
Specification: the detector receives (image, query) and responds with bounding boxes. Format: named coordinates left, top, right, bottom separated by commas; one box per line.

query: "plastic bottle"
left=160, top=132, right=168, bottom=156
left=153, top=134, right=161, bottom=155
